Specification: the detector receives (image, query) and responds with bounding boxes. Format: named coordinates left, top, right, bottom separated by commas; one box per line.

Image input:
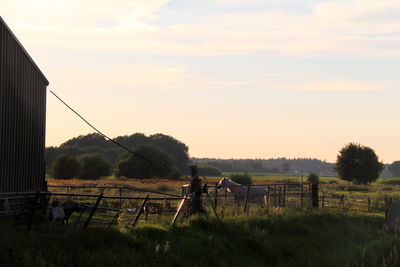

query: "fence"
left=1, top=183, right=389, bottom=231
left=182, top=182, right=313, bottom=209
left=319, top=193, right=387, bottom=214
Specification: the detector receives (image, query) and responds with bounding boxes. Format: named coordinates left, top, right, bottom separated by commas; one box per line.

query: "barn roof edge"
left=0, top=16, right=49, bottom=86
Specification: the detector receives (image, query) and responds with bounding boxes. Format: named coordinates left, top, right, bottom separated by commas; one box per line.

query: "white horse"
left=217, top=178, right=268, bottom=211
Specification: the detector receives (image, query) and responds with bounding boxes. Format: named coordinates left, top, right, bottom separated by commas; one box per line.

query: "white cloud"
left=289, top=80, right=386, bottom=92
left=2, top=0, right=400, bottom=56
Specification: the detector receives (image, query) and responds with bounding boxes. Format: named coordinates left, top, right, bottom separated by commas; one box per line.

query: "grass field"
left=1, top=210, right=399, bottom=267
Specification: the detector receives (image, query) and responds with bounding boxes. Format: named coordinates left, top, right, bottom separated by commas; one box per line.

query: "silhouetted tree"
left=51, top=155, right=81, bottom=179
left=150, top=133, right=189, bottom=173
left=77, top=153, right=111, bottom=179
left=117, top=145, right=174, bottom=179
left=335, top=143, right=384, bottom=185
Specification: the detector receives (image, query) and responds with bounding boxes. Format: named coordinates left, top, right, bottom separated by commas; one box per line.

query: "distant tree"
left=230, top=173, right=252, bottom=185
left=51, top=155, right=81, bottom=179
left=282, top=163, right=291, bottom=173
left=60, top=133, right=110, bottom=148
left=252, top=161, right=263, bottom=171
left=388, top=161, right=400, bottom=177
left=117, top=145, right=174, bottom=179
left=307, top=172, right=319, bottom=184
left=77, top=153, right=111, bottom=179
left=198, top=165, right=222, bottom=176
left=335, top=143, right=384, bottom=185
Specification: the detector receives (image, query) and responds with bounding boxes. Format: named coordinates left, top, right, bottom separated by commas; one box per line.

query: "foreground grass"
left=1, top=210, right=399, bottom=267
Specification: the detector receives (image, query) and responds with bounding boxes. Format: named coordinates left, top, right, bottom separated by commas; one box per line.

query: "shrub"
left=51, top=155, right=81, bottom=179
left=328, top=180, right=338, bottom=184
left=77, top=153, right=111, bottom=179
left=230, top=173, right=252, bottom=185
left=307, top=173, right=319, bottom=184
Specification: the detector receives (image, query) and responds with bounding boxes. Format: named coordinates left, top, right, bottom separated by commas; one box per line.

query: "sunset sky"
left=2, top=0, right=400, bottom=163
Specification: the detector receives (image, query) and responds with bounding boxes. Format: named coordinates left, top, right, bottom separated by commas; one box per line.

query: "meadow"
left=1, top=210, right=399, bottom=267
left=3, top=175, right=400, bottom=266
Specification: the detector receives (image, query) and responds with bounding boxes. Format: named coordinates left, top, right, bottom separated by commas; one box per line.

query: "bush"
left=51, top=155, right=81, bottom=179
left=328, top=180, right=338, bottom=184
left=230, top=173, right=252, bottom=185
left=307, top=173, right=319, bottom=184
left=77, top=153, right=111, bottom=179
left=198, top=165, right=222, bottom=176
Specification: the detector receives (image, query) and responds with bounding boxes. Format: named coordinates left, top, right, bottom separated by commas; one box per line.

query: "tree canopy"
left=77, top=153, right=111, bottom=179
left=51, top=155, right=81, bottom=179
left=335, top=143, right=384, bottom=185
left=46, top=132, right=190, bottom=175
left=117, top=145, right=174, bottom=179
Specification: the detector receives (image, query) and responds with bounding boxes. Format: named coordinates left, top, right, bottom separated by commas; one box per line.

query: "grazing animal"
left=143, top=201, right=174, bottom=221
left=49, top=200, right=82, bottom=225
left=217, top=178, right=268, bottom=210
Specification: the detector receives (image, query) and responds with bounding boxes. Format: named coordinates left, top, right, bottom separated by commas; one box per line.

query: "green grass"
left=1, top=210, right=399, bottom=267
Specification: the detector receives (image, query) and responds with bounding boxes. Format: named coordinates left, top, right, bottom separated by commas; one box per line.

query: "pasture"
left=2, top=175, right=400, bottom=266
left=1, top=210, right=400, bottom=266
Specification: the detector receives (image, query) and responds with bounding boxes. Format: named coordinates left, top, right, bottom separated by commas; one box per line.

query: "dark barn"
left=0, top=17, right=48, bottom=211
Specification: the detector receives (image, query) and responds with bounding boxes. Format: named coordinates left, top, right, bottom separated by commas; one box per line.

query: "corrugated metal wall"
left=0, top=17, right=48, bottom=193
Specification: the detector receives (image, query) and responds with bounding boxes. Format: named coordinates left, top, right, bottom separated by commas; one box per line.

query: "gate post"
left=311, top=183, right=319, bottom=208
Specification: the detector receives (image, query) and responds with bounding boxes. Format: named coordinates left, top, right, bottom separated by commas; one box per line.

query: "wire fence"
left=0, top=182, right=390, bottom=231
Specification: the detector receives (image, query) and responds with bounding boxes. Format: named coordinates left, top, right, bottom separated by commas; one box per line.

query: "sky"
left=1, top=0, right=400, bottom=163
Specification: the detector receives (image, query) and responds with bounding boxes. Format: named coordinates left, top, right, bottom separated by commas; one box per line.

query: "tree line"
left=192, top=157, right=336, bottom=176
left=46, top=133, right=190, bottom=179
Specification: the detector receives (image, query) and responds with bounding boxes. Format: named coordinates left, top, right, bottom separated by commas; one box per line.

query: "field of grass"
left=1, top=210, right=399, bottom=266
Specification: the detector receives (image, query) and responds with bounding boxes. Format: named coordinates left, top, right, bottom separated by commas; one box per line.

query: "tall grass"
left=1, top=210, right=399, bottom=266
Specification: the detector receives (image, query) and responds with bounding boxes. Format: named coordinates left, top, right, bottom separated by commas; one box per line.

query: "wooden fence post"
left=73, top=206, right=87, bottom=229
left=172, top=197, right=188, bottom=226
left=243, top=185, right=250, bottom=214
left=367, top=197, right=371, bottom=213
left=278, top=187, right=282, bottom=207
left=322, top=196, right=325, bottom=208
left=300, top=183, right=304, bottom=208
left=83, top=193, right=103, bottom=229
left=311, top=183, right=319, bottom=208
left=385, top=198, right=393, bottom=222
left=282, top=185, right=286, bottom=208
left=27, top=190, right=40, bottom=232
left=119, top=187, right=123, bottom=208
left=132, top=195, right=149, bottom=227
left=340, top=194, right=344, bottom=210
left=109, top=200, right=126, bottom=227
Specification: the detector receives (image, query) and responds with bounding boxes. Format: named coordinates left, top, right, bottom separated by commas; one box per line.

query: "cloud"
left=2, top=0, right=400, bottom=57
left=289, top=81, right=386, bottom=92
